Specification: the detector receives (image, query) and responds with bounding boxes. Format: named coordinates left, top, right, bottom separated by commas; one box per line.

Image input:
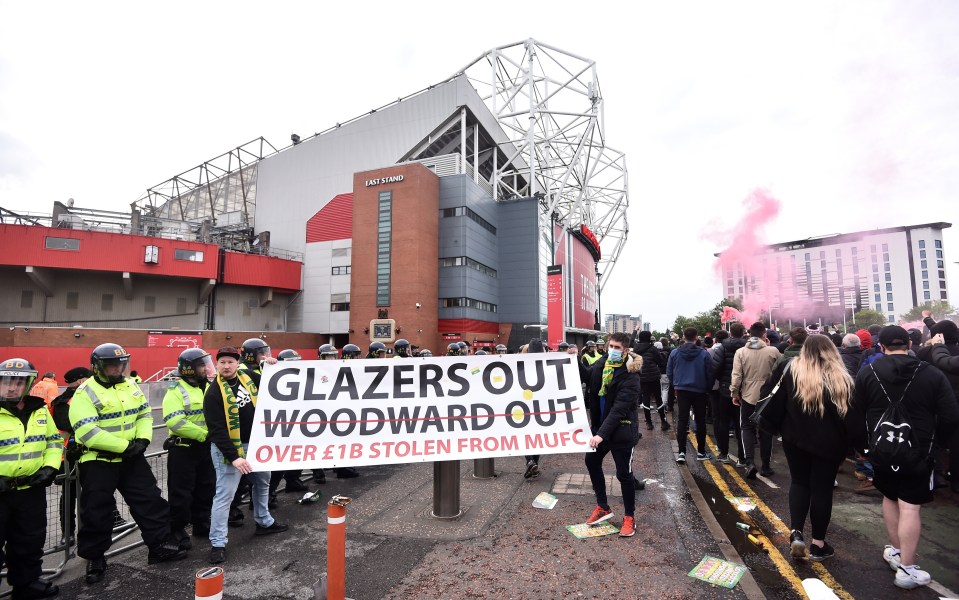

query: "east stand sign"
left=247, top=355, right=592, bottom=471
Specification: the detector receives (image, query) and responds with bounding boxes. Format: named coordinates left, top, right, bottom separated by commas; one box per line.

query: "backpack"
left=866, top=364, right=933, bottom=475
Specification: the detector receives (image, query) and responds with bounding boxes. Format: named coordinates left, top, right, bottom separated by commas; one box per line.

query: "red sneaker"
left=620, top=516, right=635, bottom=537
left=586, top=505, right=613, bottom=525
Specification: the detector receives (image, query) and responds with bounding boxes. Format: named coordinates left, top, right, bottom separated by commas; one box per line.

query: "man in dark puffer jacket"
left=632, top=331, right=670, bottom=431
left=710, top=323, right=747, bottom=463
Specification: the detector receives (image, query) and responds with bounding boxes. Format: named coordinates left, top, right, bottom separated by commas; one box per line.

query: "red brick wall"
left=350, top=164, right=440, bottom=353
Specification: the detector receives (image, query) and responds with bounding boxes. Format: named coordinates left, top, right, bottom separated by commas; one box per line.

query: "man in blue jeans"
left=203, top=348, right=288, bottom=563
left=667, top=327, right=714, bottom=463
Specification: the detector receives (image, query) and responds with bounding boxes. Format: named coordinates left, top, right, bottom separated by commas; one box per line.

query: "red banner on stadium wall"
left=146, top=331, right=203, bottom=349
left=547, top=265, right=564, bottom=348
left=570, top=237, right=598, bottom=330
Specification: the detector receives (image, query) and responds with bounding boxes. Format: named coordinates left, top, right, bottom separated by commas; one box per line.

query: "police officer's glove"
left=25, top=466, right=57, bottom=488
left=0, top=476, right=13, bottom=493
left=122, top=438, right=150, bottom=458
left=65, top=439, right=83, bottom=462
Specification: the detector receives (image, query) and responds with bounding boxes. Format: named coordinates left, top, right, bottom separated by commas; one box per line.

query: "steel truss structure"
left=457, top=39, right=629, bottom=289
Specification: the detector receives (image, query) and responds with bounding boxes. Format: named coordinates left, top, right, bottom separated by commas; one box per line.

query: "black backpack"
left=867, top=364, right=933, bottom=475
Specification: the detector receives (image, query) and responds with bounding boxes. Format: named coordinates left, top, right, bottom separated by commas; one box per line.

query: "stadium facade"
left=0, top=40, right=629, bottom=377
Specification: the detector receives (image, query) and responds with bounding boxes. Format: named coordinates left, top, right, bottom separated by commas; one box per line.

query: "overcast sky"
left=2, top=1, right=957, bottom=330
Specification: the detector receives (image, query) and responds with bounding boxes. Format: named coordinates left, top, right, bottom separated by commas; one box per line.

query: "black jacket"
left=779, top=374, right=863, bottom=462
left=50, top=387, right=77, bottom=433
left=919, top=343, right=959, bottom=403
left=839, top=347, right=863, bottom=378
left=711, top=337, right=746, bottom=397
left=854, top=354, right=959, bottom=455
left=632, top=342, right=665, bottom=382
left=584, top=354, right=642, bottom=448
left=204, top=371, right=261, bottom=463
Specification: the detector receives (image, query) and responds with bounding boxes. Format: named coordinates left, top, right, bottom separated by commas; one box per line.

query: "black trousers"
left=675, top=390, right=707, bottom=454
left=78, top=456, right=171, bottom=559
left=0, top=485, right=46, bottom=588
left=782, top=441, right=842, bottom=540
left=269, top=469, right=304, bottom=495
left=711, top=392, right=741, bottom=456
left=640, top=380, right=668, bottom=425
left=167, top=442, right=215, bottom=530
left=584, top=443, right=636, bottom=517
left=740, top=401, right=773, bottom=468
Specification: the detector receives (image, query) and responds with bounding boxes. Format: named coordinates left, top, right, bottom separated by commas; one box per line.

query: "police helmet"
left=241, top=338, right=271, bottom=365
left=277, top=349, right=302, bottom=361
left=475, top=350, right=488, bottom=356
left=447, top=342, right=461, bottom=356
left=418, top=349, right=432, bottom=357
left=457, top=341, right=469, bottom=355
left=558, top=342, right=570, bottom=351
left=318, top=344, right=338, bottom=359
left=368, top=341, right=387, bottom=358
left=495, top=344, right=508, bottom=354
left=177, top=348, right=213, bottom=386
left=586, top=341, right=597, bottom=348
left=0, top=358, right=38, bottom=403
left=91, top=343, right=131, bottom=385
left=341, top=344, right=362, bottom=359
left=394, top=339, right=411, bottom=357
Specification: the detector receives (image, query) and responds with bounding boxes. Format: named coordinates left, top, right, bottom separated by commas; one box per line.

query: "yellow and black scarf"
left=598, top=357, right=623, bottom=398
left=217, top=370, right=257, bottom=459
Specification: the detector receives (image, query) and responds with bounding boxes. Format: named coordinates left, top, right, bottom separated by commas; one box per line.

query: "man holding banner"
left=204, top=348, right=288, bottom=564
left=582, top=332, right=643, bottom=538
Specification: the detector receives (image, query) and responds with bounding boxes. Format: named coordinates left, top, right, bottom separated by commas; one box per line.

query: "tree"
left=851, top=309, right=887, bottom=329
left=901, top=300, right=956, bottom=322
left=671, top=297, right=744, bottom=339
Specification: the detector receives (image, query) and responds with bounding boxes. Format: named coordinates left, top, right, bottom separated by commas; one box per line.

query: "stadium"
left=0, top=39, right=630, bottom=377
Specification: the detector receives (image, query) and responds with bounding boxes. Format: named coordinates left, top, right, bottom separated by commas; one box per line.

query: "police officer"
left=446, top=342, right=461, bottom=357
left=240, top=338, right=275, bottom=373
left=0, top=358, right=62, bottom=600
left=269, top=350, right=308, bottom=499
left=341, top=344, right=362, bottom=360
left=495, top=344, right=508, bottom=356
left=393, top=339, right=411, bottom=358
left=581, top=341, right=602, bottom=367
left=418, top=349, right=433, bottom=357
left=367, top=342, right=387, bottom=359
left=475, top=350, right=488, bottom=356
left=557, top=342, right=570, bottom=353
left=317, top=344, right=338, bottom=360
left=457, top=341, right=470, bottom=356
left=70, top=344, right=186, bottom=584
left=162, top=349, right=215, bottom=550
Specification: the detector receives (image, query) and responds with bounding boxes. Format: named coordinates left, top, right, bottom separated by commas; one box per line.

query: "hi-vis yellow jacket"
left=0, top=398, right=63, bottom=487
left=162, top=380, right=207, bottom=443
left=69, top=377, right=152, bottom=463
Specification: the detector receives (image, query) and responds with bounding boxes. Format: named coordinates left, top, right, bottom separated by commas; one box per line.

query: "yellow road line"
left=701, top=435, right=855, bottom=600
left=694, top=443, right=811, bottom=598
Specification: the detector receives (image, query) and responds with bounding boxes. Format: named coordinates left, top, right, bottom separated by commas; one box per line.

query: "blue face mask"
left=607, top=349, right=623, bottom=363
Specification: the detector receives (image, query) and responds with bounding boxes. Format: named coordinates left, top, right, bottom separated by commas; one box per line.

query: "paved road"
left=21, top=408, right=959, bottom=599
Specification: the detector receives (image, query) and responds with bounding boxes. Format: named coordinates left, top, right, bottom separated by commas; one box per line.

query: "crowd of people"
left=2, top=318, right=957, bottom=595
left=605, top=316, right=958, bottom=590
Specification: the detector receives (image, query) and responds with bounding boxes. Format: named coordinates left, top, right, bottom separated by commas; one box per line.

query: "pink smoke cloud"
left=713, top=189, right=782, bottom=326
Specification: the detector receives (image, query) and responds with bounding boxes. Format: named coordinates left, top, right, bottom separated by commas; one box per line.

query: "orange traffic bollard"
left=326, top=495, right=352, bottom=600
left=195, top=566, right=224, bottom=600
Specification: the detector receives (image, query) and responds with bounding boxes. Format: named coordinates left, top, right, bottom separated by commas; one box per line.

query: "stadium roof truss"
left=457, top=39, right=629, bottom=289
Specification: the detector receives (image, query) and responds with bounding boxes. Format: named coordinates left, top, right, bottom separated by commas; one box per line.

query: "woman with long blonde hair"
left=776, top=334, right=859, bottom=562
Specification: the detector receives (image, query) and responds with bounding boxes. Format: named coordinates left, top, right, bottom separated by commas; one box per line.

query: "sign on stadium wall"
left=146, top=331, right=203, bottom=348
left=247, top=355, right=591, bottom=470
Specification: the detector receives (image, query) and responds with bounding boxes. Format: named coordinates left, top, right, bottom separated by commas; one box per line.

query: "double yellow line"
left=695, top=434, right=854, bottom=600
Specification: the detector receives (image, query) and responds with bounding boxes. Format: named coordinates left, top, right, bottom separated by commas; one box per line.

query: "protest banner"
left=247, top=354, right=591, bottom=471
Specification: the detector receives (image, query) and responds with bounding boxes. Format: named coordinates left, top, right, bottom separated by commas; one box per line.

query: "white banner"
left=247, top=354, right=591, bottom=471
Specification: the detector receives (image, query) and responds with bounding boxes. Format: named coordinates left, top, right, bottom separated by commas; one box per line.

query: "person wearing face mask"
left=70, top=343, right=187, bottom=584
left=162, top=349, right=216, bottom=551
left=582, top=333, right=643, bottom=538
left=0, top=358, right=63, bottom=600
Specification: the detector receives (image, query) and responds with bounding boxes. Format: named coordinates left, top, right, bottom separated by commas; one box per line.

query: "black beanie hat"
left=638, top=330, right=652, bottom=343
left=931, top=320, right=959, bottom=344
left=64, top=367, right=93, bottom=383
